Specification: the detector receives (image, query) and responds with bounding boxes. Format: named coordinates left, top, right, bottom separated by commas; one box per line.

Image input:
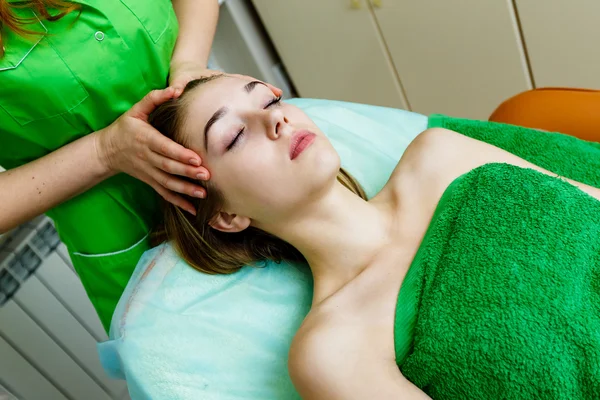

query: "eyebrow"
left=203, top=81, right=268, bottom=151
left=244, top=80, right=267, bottom=93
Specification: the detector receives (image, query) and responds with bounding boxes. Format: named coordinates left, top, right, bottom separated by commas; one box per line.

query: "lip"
left=289, top=130, right=316, bottom=160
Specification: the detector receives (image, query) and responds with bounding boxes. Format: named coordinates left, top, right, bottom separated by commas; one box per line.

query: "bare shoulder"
left=386, top=127, right=600, bottom=205
left=387, top=127, right=516, bottom=200
left=289, top=308, right=429, bottom=399
left=288, top=304, right=376, bottom=398
left=288, top=307, right=368, bottom=384
left=392, top=127, right=473, bottom=186
left=376, top=128, right=471, bottom=213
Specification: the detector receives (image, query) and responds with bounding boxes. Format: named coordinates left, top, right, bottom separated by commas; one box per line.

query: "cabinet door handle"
left=371, top=0, right=382, bottom=7
left=350, top=0, right=362, bottom=9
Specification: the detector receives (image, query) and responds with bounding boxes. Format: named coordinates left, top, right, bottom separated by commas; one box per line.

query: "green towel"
left=394, top=115, right=600, bottom=399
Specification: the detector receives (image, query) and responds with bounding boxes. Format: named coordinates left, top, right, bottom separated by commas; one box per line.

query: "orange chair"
left=489, top=88, right=600, bottom=142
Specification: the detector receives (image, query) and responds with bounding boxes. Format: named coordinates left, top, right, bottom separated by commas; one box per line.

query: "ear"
left=209, top=211, right=251, bottom=233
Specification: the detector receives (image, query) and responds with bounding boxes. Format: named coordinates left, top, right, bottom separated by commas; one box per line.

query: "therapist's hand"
left=169, top=61, right=284, bottom=97
left=95, top=87, right=207, bottom=216
left=169, top=61, right=222, bottom=95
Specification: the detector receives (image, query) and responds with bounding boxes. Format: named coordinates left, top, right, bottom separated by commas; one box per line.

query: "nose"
left=266, top=108, right=289, bottom=140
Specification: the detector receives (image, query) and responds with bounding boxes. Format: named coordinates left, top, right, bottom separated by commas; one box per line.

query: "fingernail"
left=187, top=208, right=197, bottom=216
left=196, top=172, right=207, bottom=180
left=189, top=159, right=200, bottom=166
left=194, top=191, right=205, bottom=198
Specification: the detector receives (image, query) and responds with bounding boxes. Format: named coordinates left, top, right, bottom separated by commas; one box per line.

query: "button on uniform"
left=95, top=31, right=105, bottom=41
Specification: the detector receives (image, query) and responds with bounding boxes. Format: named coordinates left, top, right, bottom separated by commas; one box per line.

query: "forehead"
left=181, top=76, right=264, bottom=152
left=185, top=76, right=272, bottom=122
left=186, top=76, right=247, bottom=111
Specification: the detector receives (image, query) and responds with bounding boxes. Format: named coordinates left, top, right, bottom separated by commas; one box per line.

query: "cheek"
left=210, top=149, right=289, bottom=211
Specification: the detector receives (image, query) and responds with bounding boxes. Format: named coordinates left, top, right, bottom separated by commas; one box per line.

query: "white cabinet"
left=373, top=0, right=531, bottom=119
left=255, top=0, right=600, bottom=120
left=252, top=0, right=408, bottom=109
left=516, top=0, right=600, bottom=89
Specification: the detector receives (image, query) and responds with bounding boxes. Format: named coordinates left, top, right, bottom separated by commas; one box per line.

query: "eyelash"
left=265, top=96, right=282, bottom=108
left=226, top=96, right=283, bottom=151
left=227, top=127, right=245, bottom=151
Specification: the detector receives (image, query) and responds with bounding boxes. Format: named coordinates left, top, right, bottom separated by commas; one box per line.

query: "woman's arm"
left=0, top=131, right=111, bottom=233
left=169, top=0, right=220, bottom=91
left=168, top=1, right=284, bottom=96
left=288, top=323, right=431, bottom=400
left=0, top=89, right=207, bottom=233
left=171, top=0, right=219, bottom=67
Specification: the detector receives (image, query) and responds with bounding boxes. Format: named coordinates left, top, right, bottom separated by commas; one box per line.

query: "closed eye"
left=265, top=96, right=282, bottom=109
left=226, top=96, right=281, bottom=152
left=226, top=128, right=245, bottom=151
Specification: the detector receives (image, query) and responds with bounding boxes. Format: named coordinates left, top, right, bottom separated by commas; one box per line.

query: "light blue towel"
left=98, top=99, right=427, bottom=399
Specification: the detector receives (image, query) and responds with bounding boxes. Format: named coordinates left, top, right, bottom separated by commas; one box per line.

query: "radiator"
left=0, top=217, right=130, bottom=400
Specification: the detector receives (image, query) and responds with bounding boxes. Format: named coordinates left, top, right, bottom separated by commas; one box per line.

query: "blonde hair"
left=150, top=77, right=367, bottom=274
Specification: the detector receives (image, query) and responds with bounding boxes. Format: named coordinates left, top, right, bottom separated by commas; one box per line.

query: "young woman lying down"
left=148, top=74, right=600, bottom=400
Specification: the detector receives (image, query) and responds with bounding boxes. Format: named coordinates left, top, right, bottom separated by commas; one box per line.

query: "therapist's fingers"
left=228, top=73, right=283, bottom=97
left=146, top=127, right=203, bottom=167
left=149, top=181, right=197, bottom=216
left=131, top=88, right=177, bottom=120
left=146, top=150, right=210, bottom=180
left=265, top=83, right=283, bottom=97
left=150, top=167, right=207, bottom=199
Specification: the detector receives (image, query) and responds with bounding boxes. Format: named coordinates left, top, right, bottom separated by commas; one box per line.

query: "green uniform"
left=0, top=0, right=178, bottom=332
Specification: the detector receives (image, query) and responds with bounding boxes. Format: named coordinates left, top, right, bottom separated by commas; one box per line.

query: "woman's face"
left=181, top=76, right=340, bottom=224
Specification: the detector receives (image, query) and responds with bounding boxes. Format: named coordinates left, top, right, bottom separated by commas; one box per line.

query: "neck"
left=259, top=181, right=392, bottom=305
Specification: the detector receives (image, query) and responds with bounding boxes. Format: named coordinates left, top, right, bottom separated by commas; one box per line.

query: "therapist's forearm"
left=171, top=0, right=219, bottom=67
left=0, top=132, right=114, bottom=233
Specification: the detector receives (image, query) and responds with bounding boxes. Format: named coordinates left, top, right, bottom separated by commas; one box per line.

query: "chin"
left=309, top=149, right=341, bottom=188
left=306, top=135, right=339, bottom=166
